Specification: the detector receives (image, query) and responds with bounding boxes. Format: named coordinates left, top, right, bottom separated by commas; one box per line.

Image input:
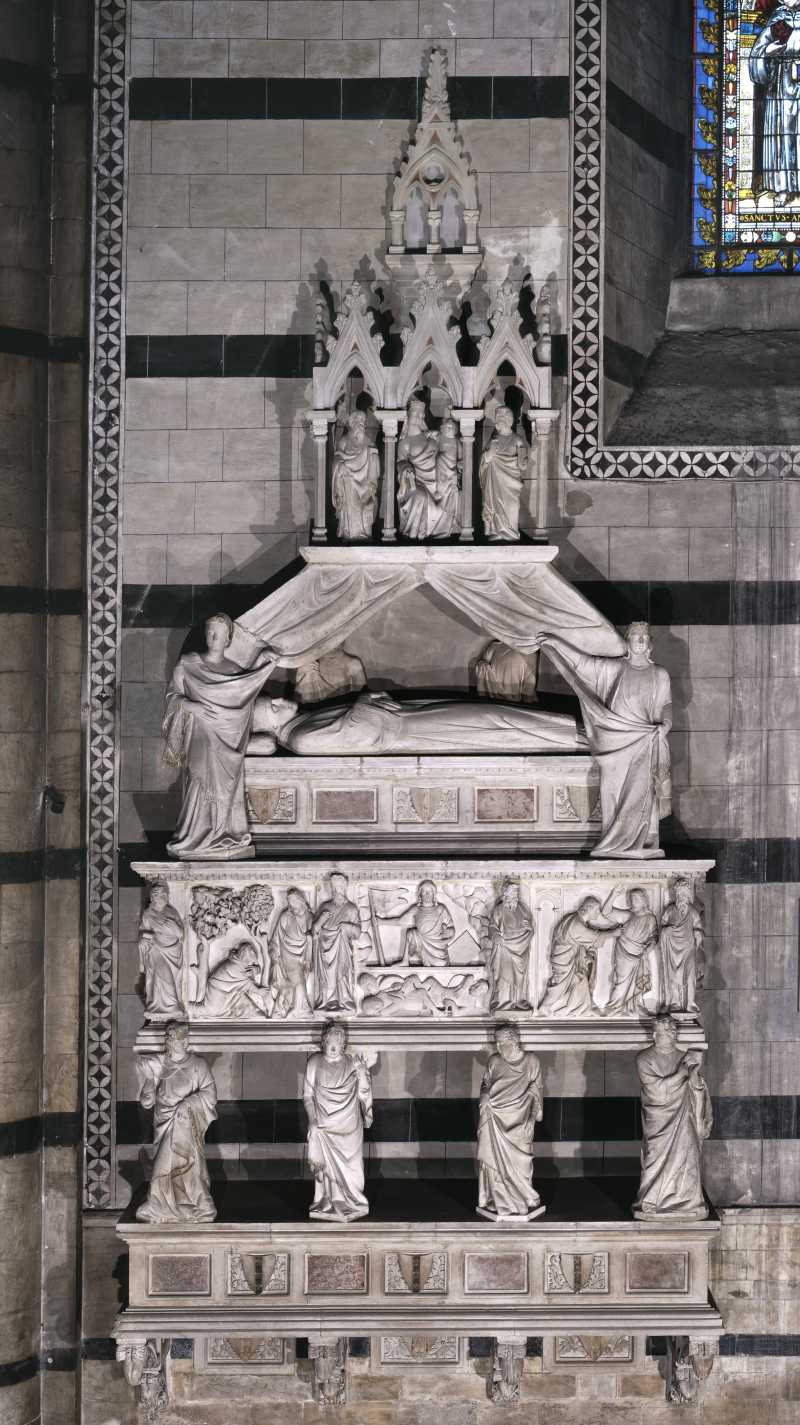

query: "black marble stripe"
left=0, top=587, right=82, bottom=614
left=115, top=1096, right=800, bottom=1147
left=606, top=80, right=687, bottom=172
left=0, top=327, right=85, bottom=363
left=0, top=60, right=90, bottom=104
left=80, top=1338, right=117, bottom=1361
left=0, top=1111, right=82, bottom=1158
left=0, top=847, right=83, bottom=886
left=603, top=334, right=647, bottom=389
left=42, top=1347, right=78, bottom=1372
left=0, top=1355, right=38, bottom=1388
left=125, top=333, right=568, bottom=380
left=128, top=74, right=570, bottom=123
left=650, top=1335, right=800, bottom=1359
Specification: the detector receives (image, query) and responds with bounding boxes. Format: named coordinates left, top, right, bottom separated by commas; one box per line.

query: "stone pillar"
left=453, top=408, right=483, bottom=542
left=531, top=409, right=558, bottom=535
left=307, top=409, right=335, bottom=542
left=388, top=209, right=405, bottom=251
left=375, top=410, right=401, bottom=542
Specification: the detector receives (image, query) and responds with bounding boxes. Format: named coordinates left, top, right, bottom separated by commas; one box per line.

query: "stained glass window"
left=693, top=1, right=800, bottom=271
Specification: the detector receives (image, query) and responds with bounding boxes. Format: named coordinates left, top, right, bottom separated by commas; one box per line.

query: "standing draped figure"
left=139, top=881, right=185, bottom=1016
left=478, top=407, right=528, bottom=541
left=536, top=622, right=672, bottom=859
left=634, top=1016, right=712, bottom=1221
left=137, top=1023, right=217, bottom=1223
left=163, top=613, right=273, bottom=860
left=487, top=879, right=533, bottom=1010
left=749, top=5, right=800, bottom=204
left=601, top=886, right=659, bottom=1016
left=660, top=879, right=703, bottom=1013
left=331, top=411, right=380, bottom=541
left=270, top=888, right=313, bottom=1017
left=313, top=872, right=360, bottom=1012
left=477, top=1025, right=544, bottom=1220
left=304, top=1025, right=373, bottom=1221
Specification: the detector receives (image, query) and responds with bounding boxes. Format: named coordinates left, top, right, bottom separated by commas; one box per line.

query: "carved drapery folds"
left=307, top=49, right=555, bottom=544
left=309, top=1338, right=348, bottom=1405
left=134, top=864, right=709, bottom=1031
left=117, top=1339, right=169, bottom=1424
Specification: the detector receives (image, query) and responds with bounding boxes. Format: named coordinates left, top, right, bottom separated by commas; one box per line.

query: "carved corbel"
left=659, top=1335, right=717, bottom=1406
left=487, top=1338, right=527, bottom=1405
left=117, top=1339, right=169, bottom=1423
left=309, top=1337, right=348, bottom=1406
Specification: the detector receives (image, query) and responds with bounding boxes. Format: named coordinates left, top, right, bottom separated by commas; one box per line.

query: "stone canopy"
left=230, top=545, right=627, bottom=672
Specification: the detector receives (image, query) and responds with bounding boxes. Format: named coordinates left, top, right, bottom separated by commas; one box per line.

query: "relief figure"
left=138, top=880, right=184, bottom=1016
left=270, top=888, right=314, bottom=1017
left=313, top=872, right=360, bottom=1013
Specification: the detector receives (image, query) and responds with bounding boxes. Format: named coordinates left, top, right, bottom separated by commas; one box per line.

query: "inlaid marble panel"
left=305, top=1252, right=368, bottom=1294
left=463, top=1251, right=528, bottom=1294
left=625, top=1251, right=689, bottom=1293
left=148, top=1254, right=211, bottom=1296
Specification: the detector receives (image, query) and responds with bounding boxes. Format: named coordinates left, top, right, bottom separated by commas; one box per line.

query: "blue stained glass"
left=692, top=0, right=800, bottom=274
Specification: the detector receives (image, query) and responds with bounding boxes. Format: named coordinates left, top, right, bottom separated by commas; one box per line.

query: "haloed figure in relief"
left=331, top=410, right=380, bottom=540
left=136, top=1022, right=218, bottom=1224
left=477, top=1024, right=544, bottom=1220
left=163, top=613, right=273, bottom=860
left=634, top=1014, right=712, bottom=1221
left=749, top=1, right=800, bottom=206
left=303, top=1024, right=373, bottom=1221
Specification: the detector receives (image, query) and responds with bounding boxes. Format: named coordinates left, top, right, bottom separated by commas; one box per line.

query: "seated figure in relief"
left=250, top=690, right=588, bottom=757
left=138, top=880, right=185, bottom=1017
left=478, top=406, right=529, bottom=541
left=397, top=397, right=459, bottom=539
left=331, top=410, right=380, bottom=541
left=197, top=941, right=272, bottom=1019
left=403, top=879, right=455, bottom=967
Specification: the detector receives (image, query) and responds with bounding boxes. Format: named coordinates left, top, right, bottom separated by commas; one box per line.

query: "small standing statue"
left=397, top=397, right=456, bottom=539
left=434, top=414, right=461, bottom=533
left=633, top=1014, right=712, bottom=1221
left=163, top=612, right=273, bottom=860
left=269, top=887, right=314, bottom=1017
left=331, top=410, right=380, bottom=541
left=477, top=1024, right=544, bottom=1221
left=534, top=621, right=672, bottom=859
left=303, top=1024, right=373, bottom=1221
left=478, top=406, right=529, bottom=541
left=312, top=872, right=360, bottom=1013
left=403, top=879, right=455, bottom=966
left=660, top=879, right=703, bottom=1013
left=486, top=878, right=533, bottom=1011
left=138, top=880, right=185, bottom=1016
left=136, top=1022, right=218, bottom=1223
left=601, top=886, right=659, bottom=1016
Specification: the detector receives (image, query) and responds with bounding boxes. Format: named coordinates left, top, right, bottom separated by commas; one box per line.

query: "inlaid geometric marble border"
left=84, top=0, right=127, bottom=1207
left=569, top=0, right=800, bottom=479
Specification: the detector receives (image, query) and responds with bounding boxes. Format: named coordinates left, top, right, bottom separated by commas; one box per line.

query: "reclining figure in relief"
left=249, top=690, right=588, bottom=756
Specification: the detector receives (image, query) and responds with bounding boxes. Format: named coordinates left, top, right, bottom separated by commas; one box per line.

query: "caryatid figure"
left=136, top=1022, right=218, bottom=1223
left=487, top=879, right=534, bottom=1011
left=633, top=1014, right=712, bottom=1221
left=478, top=406, right=529, bottom=541
left=660, top=879, right=703, bottom=1013
left=303, top=1024, right=373, bottom=1221
left=403, top=879, right=455, bottom=967
left=163, top=612, right=273, bottom=860
left=477, top=1024, right=544, bottom=1221
left=331, top=410, right=380, bottom=541
left=312, top=872, right=361, bottom=1013
left=534, top=621, right=672, bottom=859
left=138, top=880, right=185, bottom=1016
